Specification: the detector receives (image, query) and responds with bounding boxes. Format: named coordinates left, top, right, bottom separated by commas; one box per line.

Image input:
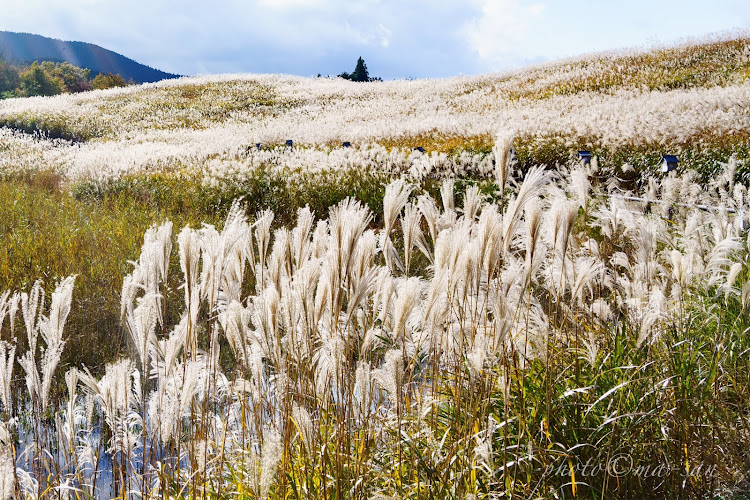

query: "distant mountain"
left=0, top=31, right=179, bottom=84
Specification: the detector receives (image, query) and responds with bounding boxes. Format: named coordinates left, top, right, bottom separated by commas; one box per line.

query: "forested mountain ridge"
left=0, top=31, right=179, bottom=84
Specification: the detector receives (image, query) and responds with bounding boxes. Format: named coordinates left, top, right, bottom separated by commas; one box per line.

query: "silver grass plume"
left=350, top=229, right=378, bottom=290
left=289, top=260, right=321, bottom=344
left=19, top=276, right=75, bottom=413
left=39, top=275, right=75, bottom=349
left=220, top=202, right=253, bottom=304
left=59, top=368, right=79, bottom=462
left=591, top=197, right=632, bottom=242
left=422, top=268, right=450, bottom=343
left=440, top=178, right=455, bottom=213
left=550, top=196, right=579, bottom=263
left=6, top=293, right=18, bottom=338
left=260, top=428, right=282, bottom=500
left=121, top=222, right=172, bottom=320
left=706, top=237, right=743, bottom=290
left=467, top=332, right=488, bottom=379
left=314, top=263, right=332, bottom=326
left=311, top=219, right=329, bottom=259
left=461, top=184, right=483, bottom=221
left=266, top=228, right=291, bottom=293
left=314, top=333, right=346, bottom=400
left=355, top=360, right=372, bottom=419
left=373, top=349, right=404, bottom=403
left=0, top=421, right=16, bottom=500
left=392, top=277, right=422, bottom=345
left=670, top=249, right=692, bottom=290
left=20, top=280, right=44, bottom=356
left=291, top=405, right=313, bottom=453
left=151, top=316, right=187, bottom=382
left=78, top=360, right=139, bottom=456
left=570, top=256, right=606, bottom=307
left=329, top=198, right=373, bottom=295
left=291, top=205, right=315, bottom=270
left=126, top=291, right=160, bottom=378
left=502, top=166, right=553, bottom=256
left=524, top=198, right=543, bottom=286
left=198, top=225, right=223, bottom=313
left=199, top=200, right=252, bottom=317
left=0, top=343, right=14, bottom=414
left=721, top=262, right=743, bottom=300
left=254, top=209, right=275, bottom=289
left=492, top=132, right=514, bottom=195
left=253, top=286, right=281, bottom=355
left=178, top=226, right=201, bottom=359
left=637, top=286, right=667, bottom=346
left=381, top=179, right=413, bottom=272
left=476, top=204, right=503, bottom=275
left=373, top=268, right=396, bottom=332
left=220, top=300, right=252, bottom=368
left=15, top=469, right=36, bottom=500
left=401, top=202, right=429, bottom=273
left=545, top=195, right=579, bottom=293
left=417, top=193, right=440, bottom=251
left=0, top=292, right=12, bottom=334
left=568, top=166, right=591, bottom=208
left=18, top=349, right=40, bottom=414
left=147, top=360, right=203, bottom=444
left=345, top=266, right=378, bottom=332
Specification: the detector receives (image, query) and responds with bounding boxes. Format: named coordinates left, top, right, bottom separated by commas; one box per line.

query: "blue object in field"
left=414, top=147, right=425, bottom=153
left=578, top=150, right=592, bottom=165
left=256, top=143, right=262, bottom=150
left=343, top=142, right=351, bottom=148
left=286, top=140, right=293, bottom=149
left=661, top=155, right=678, bottom=173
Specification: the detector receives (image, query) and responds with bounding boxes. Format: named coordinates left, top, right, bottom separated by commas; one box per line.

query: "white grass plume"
left=461, top=184, right=483, bottom=221
left=0, top=343, right=14, bottom=415
left=503, top=166, right=553, bottom=255
left=373, top=349, right=404, bottom=403
left=493, top=132, right=514, bottom=195
left=19, top=276, right=75, bottom=413
left=178, top=226, right=202, bottom=359
left=20, top=280, right=44, bottom=356
left=0, top=421, right=16, bottom=500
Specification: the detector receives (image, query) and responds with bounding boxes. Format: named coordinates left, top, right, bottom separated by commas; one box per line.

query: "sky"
left=0, top=0, right=748, bottom=79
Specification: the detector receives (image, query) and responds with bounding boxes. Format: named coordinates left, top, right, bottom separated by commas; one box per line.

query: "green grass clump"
left=0, top=111, right=105, bottom=142
left=0, top=166, right=397, bottom=374
left=512, top=134, right=750, bottom=183
left=0, top=173, right=198, bottom=372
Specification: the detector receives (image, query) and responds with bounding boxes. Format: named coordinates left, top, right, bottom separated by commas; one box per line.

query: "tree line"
left=338, top=57, right=382, bottom=82
left=0, top=58, right=130, bottom=99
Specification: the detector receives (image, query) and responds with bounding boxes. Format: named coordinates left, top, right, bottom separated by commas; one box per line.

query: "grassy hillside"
left=0, top=33, right=748, bottom=181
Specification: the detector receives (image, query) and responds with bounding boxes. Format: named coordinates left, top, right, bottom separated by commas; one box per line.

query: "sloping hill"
left=0, top=31, right=179, bottom=83
left=0, top=33, right=748, bottom=181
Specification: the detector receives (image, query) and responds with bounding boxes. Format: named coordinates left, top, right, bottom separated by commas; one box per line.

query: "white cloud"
left=377, top=24, right=392, bottom=48
left=464, top=0, right=545, bottom=67
left=344, top=22, right=392, bottom=48
left=257, top=0, right=330, bottom=9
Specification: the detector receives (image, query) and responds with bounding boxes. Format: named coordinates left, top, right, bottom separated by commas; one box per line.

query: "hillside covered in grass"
left=0, top=33, right=749, bottom=182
